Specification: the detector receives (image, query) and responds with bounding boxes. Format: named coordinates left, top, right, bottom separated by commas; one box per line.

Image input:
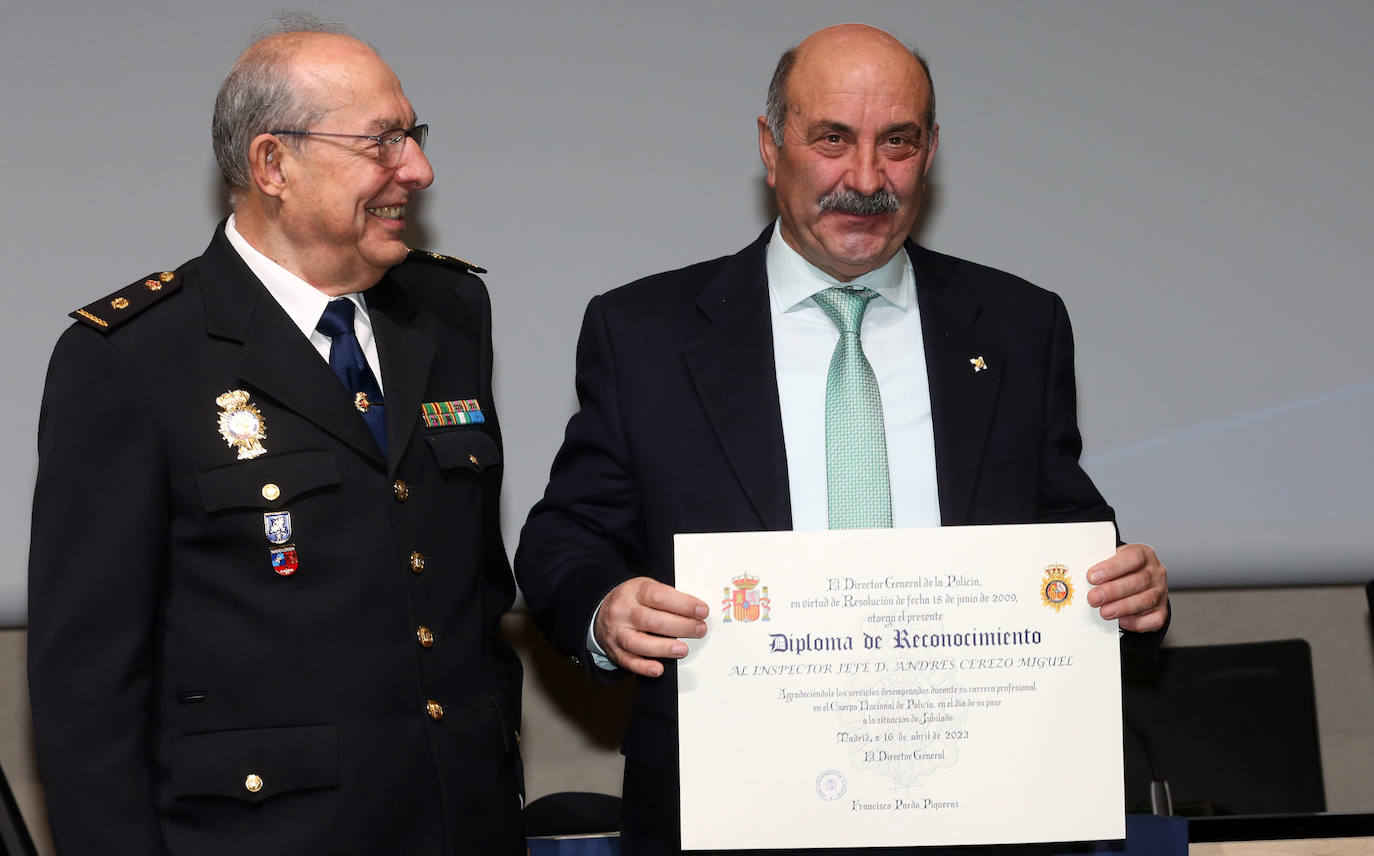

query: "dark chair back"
left=1122, top=638, right=1324, bottom=816
left=0, top=761, right=39, bottom=856
left=524, top=791, right=622, bottom=837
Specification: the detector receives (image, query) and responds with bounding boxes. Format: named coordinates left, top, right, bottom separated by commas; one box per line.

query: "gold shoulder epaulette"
left=70, top=270, right=181, bottom=332
left=408, top=248, right=487, bottom=275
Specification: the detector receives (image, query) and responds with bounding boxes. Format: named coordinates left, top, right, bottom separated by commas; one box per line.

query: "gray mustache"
left=818, top=188, right=901, bottom=215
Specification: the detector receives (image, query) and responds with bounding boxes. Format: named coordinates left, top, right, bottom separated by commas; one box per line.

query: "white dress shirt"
left=766, top=220, right=940, bottom=529
left=224, top=215, right=385, bottom=392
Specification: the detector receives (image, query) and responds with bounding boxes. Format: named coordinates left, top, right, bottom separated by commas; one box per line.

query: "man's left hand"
left=1086, top=543, right=1168, bottom=633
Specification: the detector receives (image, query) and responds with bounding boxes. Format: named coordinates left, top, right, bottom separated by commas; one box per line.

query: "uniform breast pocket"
left=169, top=724, right=338, bottom=803
left=196, top=450, right=341, bottom=513
left=426, top=429, right=500, bottom=475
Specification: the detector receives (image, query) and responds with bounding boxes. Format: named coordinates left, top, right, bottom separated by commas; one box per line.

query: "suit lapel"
left=909, top=243, right=1002, bottom=525
left=200, top=227, right=385, bottom=466
left=682, top=231, right=792, bottom=530
left=366, top=277, right=435, bottom=475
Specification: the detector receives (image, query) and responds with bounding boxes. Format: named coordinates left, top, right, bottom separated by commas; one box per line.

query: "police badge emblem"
left=270, top=545, right=299, bottom=576
left=1040, top=564, right=1074, bottom=612
left=816, top=769, right=847, bottom=801
left=264, top=511, right=292, bottom=545
left=216, top=389, right=266, bottom=460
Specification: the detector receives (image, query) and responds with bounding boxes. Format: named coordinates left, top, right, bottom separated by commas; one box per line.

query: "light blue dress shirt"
left=765, top=220, right=940, bottom=530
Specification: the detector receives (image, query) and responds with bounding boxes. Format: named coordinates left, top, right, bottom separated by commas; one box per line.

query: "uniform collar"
left=224, top=214, right=371, bottom=340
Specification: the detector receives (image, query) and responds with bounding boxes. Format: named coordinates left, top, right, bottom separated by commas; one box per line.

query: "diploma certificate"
left=675, top=522, right=1123, bottom=851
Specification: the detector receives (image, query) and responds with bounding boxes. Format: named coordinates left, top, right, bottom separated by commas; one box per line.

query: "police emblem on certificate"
left=674, top=521, right=1123, bottom=851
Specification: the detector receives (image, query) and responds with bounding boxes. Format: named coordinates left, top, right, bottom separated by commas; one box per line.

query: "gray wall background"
left=2, top=3, right=1372, bottom=612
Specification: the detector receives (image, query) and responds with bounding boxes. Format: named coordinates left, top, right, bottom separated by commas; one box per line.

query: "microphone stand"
left=1124, top=715, right=1173, bottom=816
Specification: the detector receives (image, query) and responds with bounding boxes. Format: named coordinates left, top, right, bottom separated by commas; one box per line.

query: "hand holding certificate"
left=675, top=521, right=1123, bottom=851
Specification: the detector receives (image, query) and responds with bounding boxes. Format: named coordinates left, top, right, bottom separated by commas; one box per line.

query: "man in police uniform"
left=28, top=19, right=524, bottom=855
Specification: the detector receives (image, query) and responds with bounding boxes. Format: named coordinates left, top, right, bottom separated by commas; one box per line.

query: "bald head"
left=211, top=16, right=430, bottom=295
left=756, top=22, right=940, bottom=281
left=765, top=24, right=935, bottom=146
left=212, top=20, right=380, bottom=202
left=264, top=31, right=393, bottom=115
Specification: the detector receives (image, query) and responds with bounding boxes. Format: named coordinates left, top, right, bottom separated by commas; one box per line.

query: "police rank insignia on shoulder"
left=407, top=247, right=487, bottom=274
left=70, top=270, right=180, bottom=332
left=216, top=389, right=267, bottom=460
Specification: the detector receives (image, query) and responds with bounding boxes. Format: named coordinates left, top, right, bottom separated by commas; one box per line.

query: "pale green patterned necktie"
left=812, top=287, right=893, bottom=529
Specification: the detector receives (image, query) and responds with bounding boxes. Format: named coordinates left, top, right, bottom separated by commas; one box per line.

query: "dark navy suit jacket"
left=516, top=227, right=1160, bottom=851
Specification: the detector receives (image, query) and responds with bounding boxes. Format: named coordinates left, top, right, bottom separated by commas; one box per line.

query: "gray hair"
left=764, top=43, right=936, bottom=147
left=211, top=13, right=363, bottom=205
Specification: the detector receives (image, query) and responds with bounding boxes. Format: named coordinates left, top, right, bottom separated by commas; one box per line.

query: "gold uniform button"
left=393, top=479, right=409, bottom=501
left=261, top=483, right=280, bottom=501
left=468, top=453, right=480, bottom=467
left=245, top=773, right=263, bottom=793
left=417, top=626, right=434, bottom=647
left=409, top=551, right=426, bottom=573
left=426, top=700, right=444, bottom=721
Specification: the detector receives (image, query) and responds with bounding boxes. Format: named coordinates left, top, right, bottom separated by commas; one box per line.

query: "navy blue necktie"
left=316, top=298, right=387, bottom=454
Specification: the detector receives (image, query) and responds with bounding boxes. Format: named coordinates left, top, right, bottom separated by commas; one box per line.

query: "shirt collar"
left=765, top=219, right=913, bottom=314
left=224, top=214, right=370, bottom=339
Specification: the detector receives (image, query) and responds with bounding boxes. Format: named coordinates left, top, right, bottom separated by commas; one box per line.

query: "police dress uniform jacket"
left=28, top=224, right=525, bottom=856
left=514, top=226, right=1164, bottom=854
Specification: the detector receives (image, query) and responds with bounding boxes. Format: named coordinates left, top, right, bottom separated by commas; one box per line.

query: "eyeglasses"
left=268, top=124, right=429, bottom=168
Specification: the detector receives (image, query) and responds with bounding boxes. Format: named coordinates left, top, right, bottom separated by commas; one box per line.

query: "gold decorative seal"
left=216, top=389, right=267, bottom=460
left=1039, top=564, right=1074, bottom=612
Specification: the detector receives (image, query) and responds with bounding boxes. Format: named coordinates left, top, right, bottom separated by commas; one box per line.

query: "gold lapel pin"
left=969, top=356, right=988, bottom=373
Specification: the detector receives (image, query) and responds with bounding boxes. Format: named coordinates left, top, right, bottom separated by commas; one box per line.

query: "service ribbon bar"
left=421, top=399, right=486, bottom=428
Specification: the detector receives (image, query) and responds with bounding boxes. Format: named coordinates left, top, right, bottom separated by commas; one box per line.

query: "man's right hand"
left=593, top=576, right=709, bottom=677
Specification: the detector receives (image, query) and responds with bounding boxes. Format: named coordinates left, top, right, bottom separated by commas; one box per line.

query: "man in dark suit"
left=516, top=23, right=1169, bottom=855
left=28, top=19, right=524, bottom=855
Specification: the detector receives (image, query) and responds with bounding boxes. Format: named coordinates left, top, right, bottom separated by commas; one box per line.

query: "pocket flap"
left=169, top=724, right=338, bottom=803
left=427, top=430, right=500, bottom=473
left=197, top=450, right=340, bottom=512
